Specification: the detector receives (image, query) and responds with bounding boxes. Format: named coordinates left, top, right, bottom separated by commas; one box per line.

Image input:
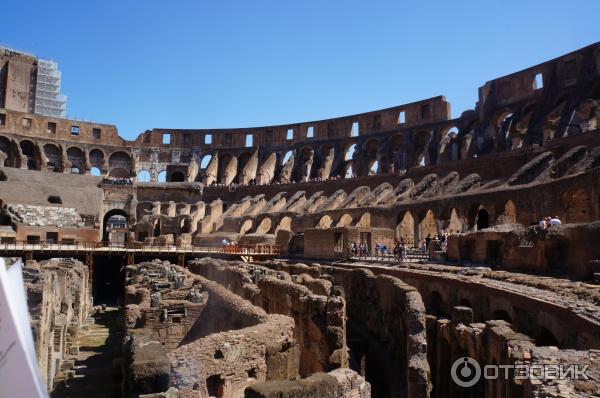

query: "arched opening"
left=236, top=151, right=253, bottom=183
left=282, top=150, right=293, bottom=165
left=200, top=154, right=212, bottom=169
left=43, top=144, right=62, bottom=172
left=89, top=148, right=105, bottom=171
left=413, top=130, right=432, bottom=167
left=536, top=327, right=559, bottom=347
left=102, top=209, right=128, bottom=245
left=67, top=147, right=85, bottom=174
left=476, top=208, right=489, bottom=230
left=396, top=211, right=415, bottom=246
left=218, top=153, right=236, bottom=185
left=368, top=160, right=379, bottom=175
left=240, top=219, right=253, bottom=235
left=389, top=135, right=406, bottom=172
left=0, top=136, right=19, bottom=167
left=20, top=140, right=41, bottom=170
left=137, top=170, right=151, bottom=182
left=497, top=200, right=517, bottom=224
left=108, top=151, right=132, bottom=177
left=491, top=310, right=512, bottom=323
left=344, top=165, right=354, bottom=179
left=344, top=144, right=356, bottom=161
left=356, top=212, right=371, bottom=228
left=255, top=217, right=272, bottom=234
left=447, top=208, right=462, bottom=233
left=157, top=171, right=167, bottom=183
left=337, top=214, right=353, bottom=227
left=170, top=171, right=185, bottom=182
left=419, top=209, right=438, bottom=242
left=276, top=216, right=293, bottom=233
left=428, top=291, right=446, bottom=318
left=317, top=215, right=333, bottom=229
left=90, top=167, right=102, bottom=176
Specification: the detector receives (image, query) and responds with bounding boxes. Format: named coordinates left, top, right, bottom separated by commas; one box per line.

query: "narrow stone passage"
left=52, top=307, right=123, bottom=398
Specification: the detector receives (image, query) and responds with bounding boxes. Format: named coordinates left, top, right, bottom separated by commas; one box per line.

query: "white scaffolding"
left=34, top=59, right=67, bottom=118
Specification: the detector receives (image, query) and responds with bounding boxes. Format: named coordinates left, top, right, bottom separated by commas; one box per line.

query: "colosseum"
left=1, top=42, right=600, bottom=398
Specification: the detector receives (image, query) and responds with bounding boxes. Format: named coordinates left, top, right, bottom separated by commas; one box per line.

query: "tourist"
left=539, top=217, right=548, bottom=229
left=549, top=216, right=562, bottom=227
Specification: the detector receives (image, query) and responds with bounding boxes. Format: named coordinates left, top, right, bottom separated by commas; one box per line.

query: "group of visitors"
left=349, top=242, right=370, bottom=257
left=539, top=216, right=562, bottom=229
left=416, top=233, right=448, bottom=253
left=102, top=177, right=133, bottom=186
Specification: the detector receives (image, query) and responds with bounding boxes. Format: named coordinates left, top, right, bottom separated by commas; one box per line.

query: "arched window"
left=369, top=160, right=379, bottom=175
left=90, top=167, right=102, bottom=176
left=157, top=171, right=167, bottom=183
left=200, top=155, right=212, bottom=169
left=282, top=150, right=293, bottom=165
left=476, top=208, right=489, bottom=230
left=170, top=171, right=185, bottom=182
left=345, top=144, right=356, bottom=161
left=137, top=170, right=151, bottom=182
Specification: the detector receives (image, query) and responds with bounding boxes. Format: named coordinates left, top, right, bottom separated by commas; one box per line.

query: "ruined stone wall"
left=262, top=261, right=430, bottom=398
left=124, top=260, right=300, bottom=398
left=427, top=306, right=600, bottom=398
left=187, top=258, right=348, bottom=377
left=23, top=258, right=92, bottom=390
left=245, top=368, right=370, bottom=398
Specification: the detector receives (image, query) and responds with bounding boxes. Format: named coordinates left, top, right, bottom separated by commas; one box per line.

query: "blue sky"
left=1, top=1, right=599, bottom=139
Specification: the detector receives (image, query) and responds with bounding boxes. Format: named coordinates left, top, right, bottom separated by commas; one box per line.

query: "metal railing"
left=0, top=241, right=280, bottom=256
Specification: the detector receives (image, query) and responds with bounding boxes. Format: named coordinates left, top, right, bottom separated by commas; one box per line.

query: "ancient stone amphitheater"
left=1, top=43, right=600, bottom=398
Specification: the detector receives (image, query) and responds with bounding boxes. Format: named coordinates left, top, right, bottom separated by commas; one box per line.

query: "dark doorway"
left=103, top=209, right=128, bottom=244
left=170, top=171, right=185, bottom=182
left=92, top=256, right=124, bottom=305
left=476, top=208, right=489, bottom=230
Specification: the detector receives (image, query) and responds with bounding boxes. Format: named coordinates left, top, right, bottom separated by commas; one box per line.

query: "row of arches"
left=0, top=135, right=133, bottom=177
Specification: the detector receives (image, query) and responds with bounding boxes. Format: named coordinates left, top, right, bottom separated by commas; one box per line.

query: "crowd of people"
left=102, top=177, right=133, bottom=186
left=348, top=233, right=451, bottom=261
left=539, top=216, right=562, bottom=229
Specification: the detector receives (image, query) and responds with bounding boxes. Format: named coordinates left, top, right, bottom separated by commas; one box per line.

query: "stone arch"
left=476, top=208, right=490, bottom=230
left=19, top=139, right=42, bottom=170
left=389, top=134, right=407, bottom=172
left=255, top=217, right=272, bottom=234
left=418, top=209, right=438, bottom=241
left=344, top=164, right=354, bottom=179
left=337, top=213, right=353, bottom=227
left=396, top=211, right=415, bottom=246
left=67, top=146, right=85, bottom=174
left=317, top=215, right=333, bottom=229
left=344, top=143, right=357, bottom=161
left=108, top=151, right=133, bottom=177
left=43, top=143, right=63, bottom=172
left=355, top=212, right=371, bottom=227
left=413, top=130, right=432, bottom=166
left=137, top=170, right=151, bottom=182
left=368, top=159, right=379, bottom=175
left=562, top=188, right=591, bottom=223
left=90, top=167, right=102, bottom=176
left=102, top=209, right=128, bottom=244
left=496, top=200, right=517, bottom=224
left=0, top=136, right=19, bottom=167
left=200, top=154, right=212, bottom=169
left=218, top=153, right=236, bottom=185
left=157, top=170, right=167, bottom=183
left=236, top=151, right=253, bottom=183
left=239, top=219, right=253, bottom=235
left=427, top=291, right=447, bottom=318
left=89, top=148, right=105, bottom=170
left=276, top=216, right=293, bottom=233
left=442, top=208, right=463, bottom=234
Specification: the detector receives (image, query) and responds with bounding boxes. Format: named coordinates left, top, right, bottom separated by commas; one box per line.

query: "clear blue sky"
left=1, top=1, right=599, bottom=139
